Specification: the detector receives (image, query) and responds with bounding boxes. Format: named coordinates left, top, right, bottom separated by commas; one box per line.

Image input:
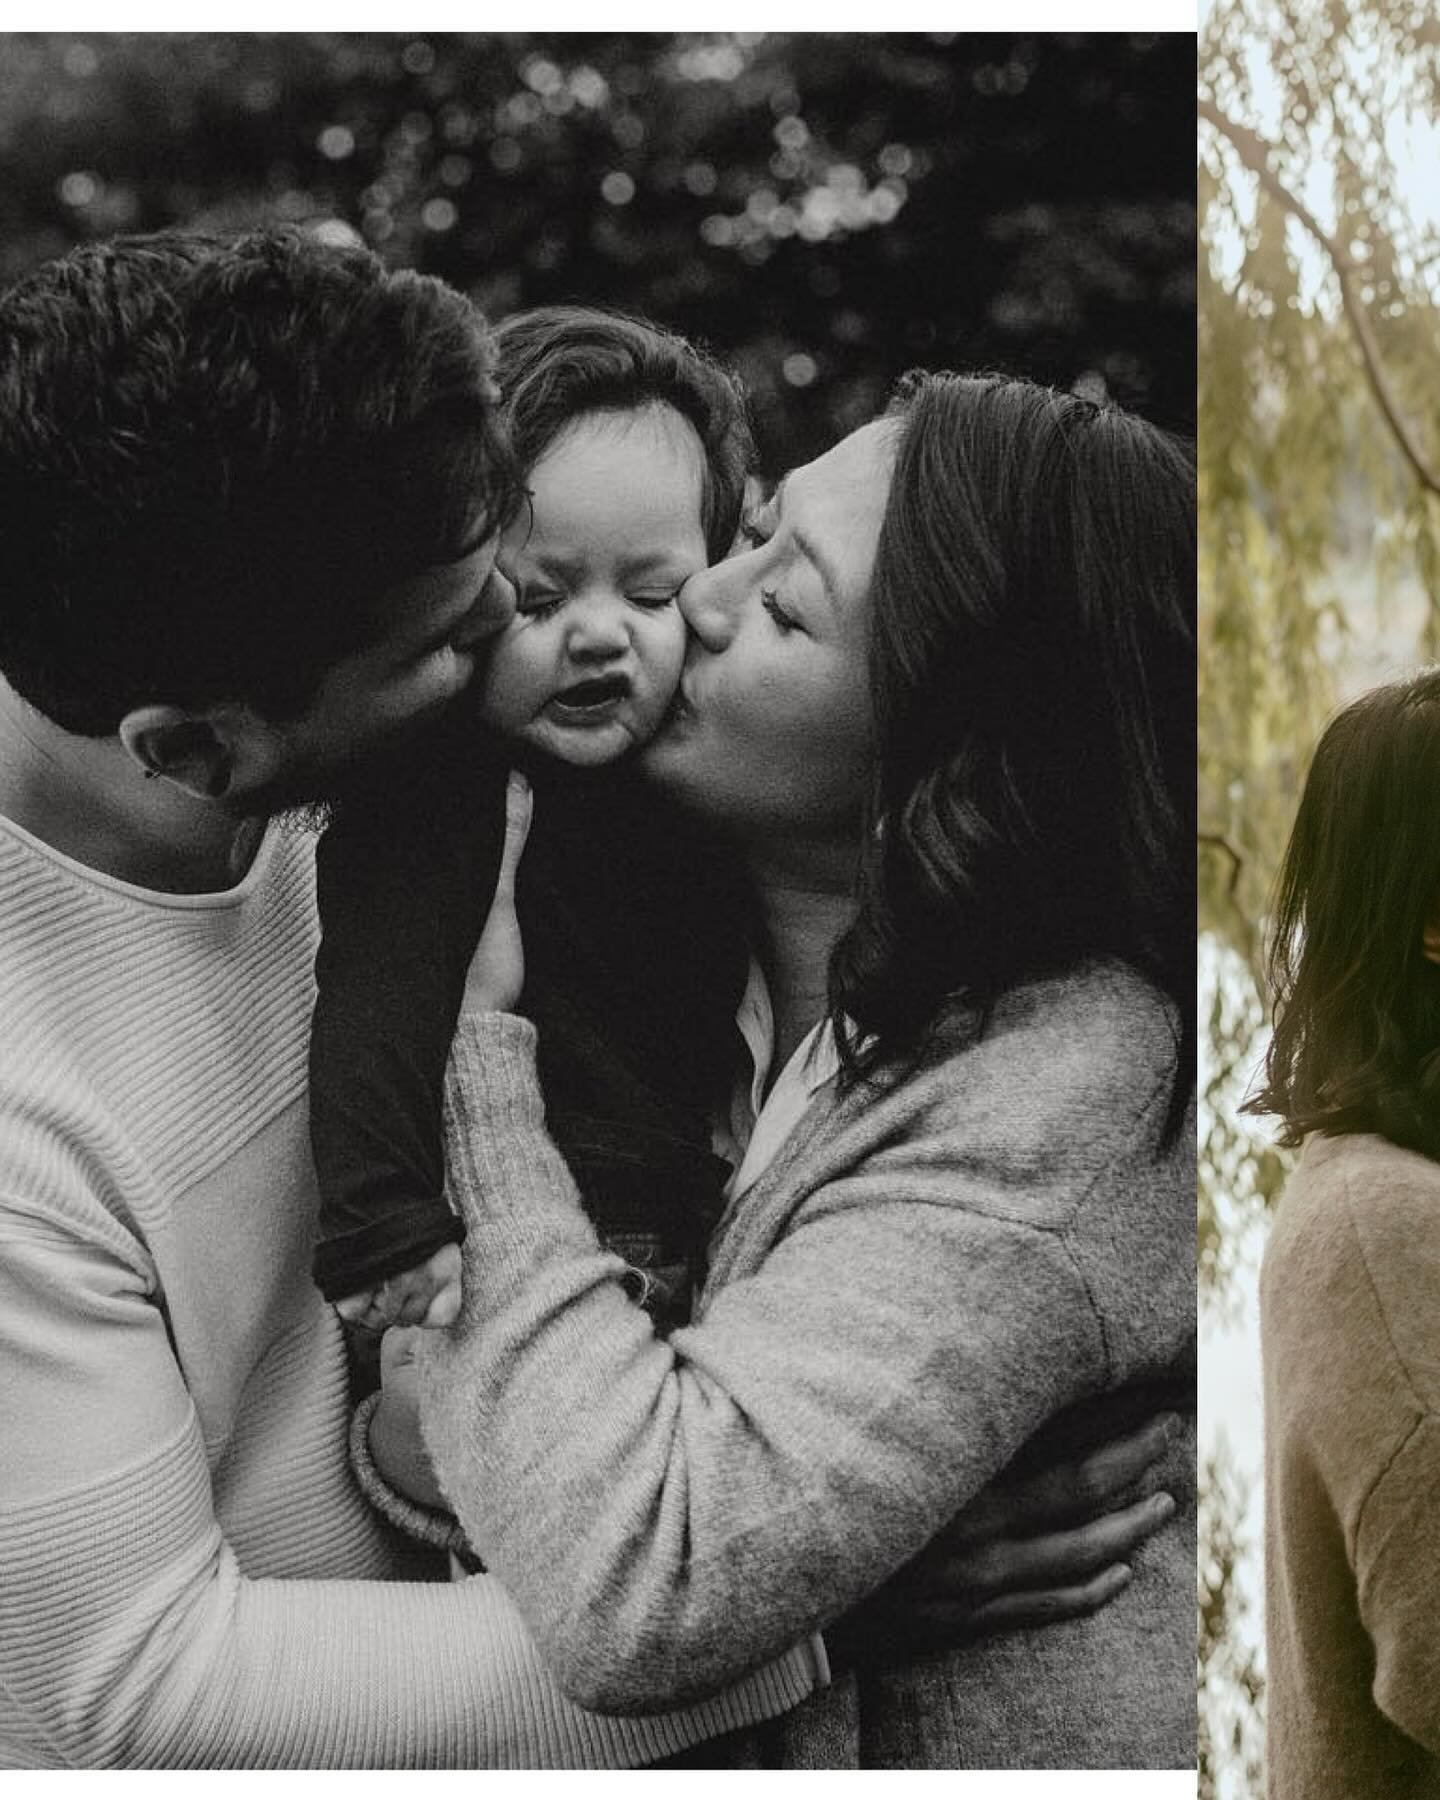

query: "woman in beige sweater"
left=379, top=372, right=1196, bottom=1766
left=1249, top=672, right=1440, bottom=1796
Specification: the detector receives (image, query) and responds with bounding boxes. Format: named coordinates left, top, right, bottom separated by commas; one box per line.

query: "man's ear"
left=1424, top=916, right=1440, bottom=967
left=118, top=705, right=243, bottom=800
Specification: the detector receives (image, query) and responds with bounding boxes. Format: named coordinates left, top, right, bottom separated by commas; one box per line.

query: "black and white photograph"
left=0, top=27, right=1196, bottom=1776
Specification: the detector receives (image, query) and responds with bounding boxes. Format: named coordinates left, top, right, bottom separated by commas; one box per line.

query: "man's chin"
left=232, top=702, right=467, bottom=824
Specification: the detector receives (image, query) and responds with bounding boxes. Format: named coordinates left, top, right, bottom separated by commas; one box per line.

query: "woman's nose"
left=678, top=565, right=737, bottom=652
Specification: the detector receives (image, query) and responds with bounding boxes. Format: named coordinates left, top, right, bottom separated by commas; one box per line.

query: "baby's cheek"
left=473, top=630, right=529, bottom=728
left=649, top=609, right=690, bottom=687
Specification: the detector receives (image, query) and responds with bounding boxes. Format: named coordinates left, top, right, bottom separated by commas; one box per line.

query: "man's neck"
left=0, top=677, right=261, bottom=894
left=744, top=837, right=860, bottom=1083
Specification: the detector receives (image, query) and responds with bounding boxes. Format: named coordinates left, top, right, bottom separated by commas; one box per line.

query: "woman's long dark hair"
left=1245, top=671, right=1440, bottom=1156
left=828, top=371, right=1195, bottom=1145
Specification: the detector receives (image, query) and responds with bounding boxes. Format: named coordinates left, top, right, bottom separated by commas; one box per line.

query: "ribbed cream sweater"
left=0, top=812, right=818, bottom=1768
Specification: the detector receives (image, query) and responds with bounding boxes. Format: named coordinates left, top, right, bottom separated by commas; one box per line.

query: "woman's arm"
left=422, top=1002, right=1184, bottom=1713
left=1358, top=1422, right=1440, bottom=1753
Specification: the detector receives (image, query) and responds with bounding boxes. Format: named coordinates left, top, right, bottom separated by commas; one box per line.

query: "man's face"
left=237, top=532, right=513, bottom=811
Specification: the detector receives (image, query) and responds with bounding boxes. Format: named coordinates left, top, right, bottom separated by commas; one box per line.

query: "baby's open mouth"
left=549, top=674, right=630, bottom=717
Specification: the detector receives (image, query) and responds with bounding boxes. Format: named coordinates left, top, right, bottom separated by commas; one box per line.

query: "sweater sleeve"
left=421, top=1010, right=1144, bottom=1714
left=0, top=1197, right=818, bottom=1767
left=1357, top=1416, right=1440, bottom=1754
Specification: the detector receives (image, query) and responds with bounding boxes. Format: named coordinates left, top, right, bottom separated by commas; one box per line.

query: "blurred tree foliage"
left=0, top=30, right=1194, bottom=469
left=1198, top=1447, right=1265, bottom=1800
left=1198, top=0, right=1440, bottom=1303
left=1199, top=3, right=1440, bottom=1793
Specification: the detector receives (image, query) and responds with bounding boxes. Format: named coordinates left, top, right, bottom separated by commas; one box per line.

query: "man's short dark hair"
left=0, top=228, right=520, bottom=735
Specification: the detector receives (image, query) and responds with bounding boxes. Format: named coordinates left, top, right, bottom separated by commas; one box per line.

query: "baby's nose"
left=567, top=593, right=630, bottom=657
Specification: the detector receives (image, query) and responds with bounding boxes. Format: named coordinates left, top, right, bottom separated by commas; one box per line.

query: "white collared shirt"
left=714, top=958, right=843, bottom=1205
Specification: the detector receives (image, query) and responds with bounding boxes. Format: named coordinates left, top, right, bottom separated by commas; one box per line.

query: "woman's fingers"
left=495, top=770, right=532, bottom=902
left=945, top=1413, right=1180, bottom=1545
left=380, top=1324, right=426, bottom=1382
left=462, top=770, right=533, bottom=1013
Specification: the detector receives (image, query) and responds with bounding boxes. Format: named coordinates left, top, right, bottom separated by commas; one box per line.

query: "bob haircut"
left=1246, top=670, right=1440, bottom=1157
left=492, top=305, right=754, bottom=563
left=0, top=227, right=519, bottom=737
left=830, top=370, right=1195, bottom=1145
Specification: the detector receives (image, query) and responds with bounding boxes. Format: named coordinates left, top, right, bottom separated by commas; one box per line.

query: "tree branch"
left=1199, top=97, right=1440, bottom=498
left=1199, top=831, right=1244, bottom=902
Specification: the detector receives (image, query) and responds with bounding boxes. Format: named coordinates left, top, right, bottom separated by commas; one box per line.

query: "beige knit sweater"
left=425, top=960, right=1196, bottom=1767
left=1262, top=1131, right=1440, bottom=1797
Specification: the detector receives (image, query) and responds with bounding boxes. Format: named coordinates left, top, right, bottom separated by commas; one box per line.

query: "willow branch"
left=1199, top=97, right=1440, bottom=498
left=1199, top=831, right=1244, bottom=902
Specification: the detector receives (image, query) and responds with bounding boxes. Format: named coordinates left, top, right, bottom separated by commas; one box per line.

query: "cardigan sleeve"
left=1357, top=1416, right=1440, bottom=1754
left=419, top=1007, right=1171, bottom=1714
left=0, top=1193, right=819, bottom=1767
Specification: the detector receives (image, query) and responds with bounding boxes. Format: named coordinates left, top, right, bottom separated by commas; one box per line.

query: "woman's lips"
left=655, top=681, right=697, bottom=736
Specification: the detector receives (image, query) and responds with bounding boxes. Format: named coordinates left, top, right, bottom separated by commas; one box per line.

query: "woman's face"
left=640, top=419, right=897, bottom=848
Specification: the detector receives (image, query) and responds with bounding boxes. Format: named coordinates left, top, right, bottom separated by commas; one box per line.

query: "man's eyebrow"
left=772, top=473, right=841, bottom=606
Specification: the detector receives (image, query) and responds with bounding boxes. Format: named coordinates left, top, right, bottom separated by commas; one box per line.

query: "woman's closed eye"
left=760, top=589, right=801, bottom=633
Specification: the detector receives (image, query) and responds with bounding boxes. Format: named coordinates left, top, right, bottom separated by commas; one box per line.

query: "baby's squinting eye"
left=627, top=590, right=682, bottom=611
left=517, top=590, right=566, bottom=620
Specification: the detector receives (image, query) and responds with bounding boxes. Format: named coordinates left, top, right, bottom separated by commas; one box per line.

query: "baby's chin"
left=513, top=710, right=657, bottom=769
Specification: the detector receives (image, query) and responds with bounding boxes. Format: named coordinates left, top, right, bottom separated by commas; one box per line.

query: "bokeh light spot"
left=782, top=352, right=818, bottom=388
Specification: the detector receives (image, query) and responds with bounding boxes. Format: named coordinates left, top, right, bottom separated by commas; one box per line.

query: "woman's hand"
left=825, top=1414, right=1182, bottom=1668
left=367, top=1326, right=448, bottom=1512
left=461, top=770, right=533, bottom=1015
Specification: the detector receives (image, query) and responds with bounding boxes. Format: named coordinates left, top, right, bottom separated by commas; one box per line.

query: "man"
left=0, top=228, right=830, bottom=1767
left=0, top=230, right=1171, bottom=1768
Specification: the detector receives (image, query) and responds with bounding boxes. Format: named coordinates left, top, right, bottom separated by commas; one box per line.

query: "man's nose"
left=456, top=567, right=516, bottom=649
left=677, top=565, right=737, bottom=652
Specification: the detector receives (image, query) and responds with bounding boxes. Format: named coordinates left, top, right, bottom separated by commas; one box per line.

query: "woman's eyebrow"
left=772, top=473, right=841, bottom=607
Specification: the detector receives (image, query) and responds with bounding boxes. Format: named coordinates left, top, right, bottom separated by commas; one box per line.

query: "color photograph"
left=1200, top=3, right=1440, bottom=1793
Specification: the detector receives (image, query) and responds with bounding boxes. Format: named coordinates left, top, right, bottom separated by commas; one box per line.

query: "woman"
left=1246, top=673, right=1440, bottom=1795
left=382, top=371, right=1195, bottom=1766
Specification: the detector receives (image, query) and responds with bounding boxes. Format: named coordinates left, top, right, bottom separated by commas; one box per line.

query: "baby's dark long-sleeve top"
left=308, top=700, right=748, bottom=1313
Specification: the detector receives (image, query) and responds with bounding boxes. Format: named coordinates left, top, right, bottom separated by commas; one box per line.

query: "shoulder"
left=1263, top=1132, right=1440, bottom=1415
left=816, top=962, right=1185, bottom=1243
left=911, top=959, right=1182, bottom=1156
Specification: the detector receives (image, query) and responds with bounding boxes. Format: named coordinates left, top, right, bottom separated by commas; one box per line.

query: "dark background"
left=0, top=31, right=1196, bottom=470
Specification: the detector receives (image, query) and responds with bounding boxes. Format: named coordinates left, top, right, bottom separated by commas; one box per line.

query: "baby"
left=308, top=307, right=755, bottom=1333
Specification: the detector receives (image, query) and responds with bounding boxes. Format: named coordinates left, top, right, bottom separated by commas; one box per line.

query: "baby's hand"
left=334, top=1241, right=462, bottom=1333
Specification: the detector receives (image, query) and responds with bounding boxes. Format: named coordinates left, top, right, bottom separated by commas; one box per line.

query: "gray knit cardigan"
left=421, top=959, right=1196, bottom=1768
